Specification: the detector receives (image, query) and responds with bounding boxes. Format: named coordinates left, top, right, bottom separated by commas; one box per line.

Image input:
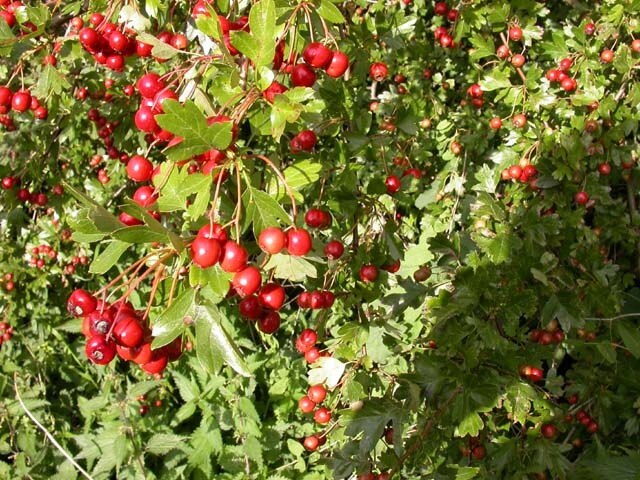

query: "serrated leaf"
left=113, top=226, right=169, bottom=244
left=263, top=253, right=317, bottom=282
left=89, top=240, right=129, bottom=274
left=244, top=187, right=291, bottom=235
left=156, top=100, right=233, bottom=161
left=146, top=434, right=186, bottom=455
left=229, top=0, right=276, bottom=66
left=616, top=321, right=640, bottom=359
left=195, top=301, right=252, bottom=377
left=317, top=0, right=346, bottom=23
left=455, top=411, right=484, bottom=437
left=151, top=289, right=196, bottom=349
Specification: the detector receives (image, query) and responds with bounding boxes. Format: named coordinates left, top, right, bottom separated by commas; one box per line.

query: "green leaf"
left=455, top=411, right=484, bottom=437
left=151, top=289, right=196, bottom=349
left=89, top=241, right=129, bottom=274
left=244, top=187, right=291, bottom=235
left=266, top=160, right=323, bottom=202
left=479, top=69, right=512, bottom=91
left=469, top=34, right=495, bottom=60
left=146, top=434, right=186, bottom=455
left=113, top=226, right=169, bottom=244
left=32, top=65, right=70, bottom=98
left=616, top=321, right=640, bottom=358
left=229, top=0, right=276, bottom=66
left=263, top=253, right=318, bottom=282
left=195, top=301, right=252, bottom=377
left=316, top=0, right=346, bottom=23
left=156, top=100, right=233, bottom=162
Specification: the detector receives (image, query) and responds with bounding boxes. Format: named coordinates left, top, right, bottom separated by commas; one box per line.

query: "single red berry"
left=287, top=228, right=312, bottom=256
left=67, top=289, right=97, bottom=317
left=198, top=223, right=228, bottom=244
left=132, top=185, right=157, bottom=207
left=314, top=407, right=332, bottom=424
left=11, top=90, right=31, bottom=112
left=258, top=283, right=285, bottom=311
left=305, top=346, right=320, bottom=363
left=324, top=240, right=345, bottom=259
left=303, top=42, right=333, bottom=68
left=85, top=335, right=116, bottom=365
left=136, top=73, right=165, bottom=99
left=308, top=384, right=327, bottom=404
left=600, top=49, right=614, bottom=63
left=239, top=295, right=263, bottom=319
left=471, top=445, right=486, bottom=460
left=134, top=106, right=158, bottom=132
left=220, top=241, right=249, bottom=272
left=359, top=264, right=378, bottom=282
left=296, top=328, right=317, bottom=353
left=257, top=310, right=280, bottom=334
left=113, top=315, right=145, bottom=348
left=303, top=435, right=319, bottom=451
left=191, top=236, right=222, bottom=268
left=258, top=226, right=287, bottom=254
left=142, top=353, right=169, bottom=375
left=325, top=51, right=349, bottom=78
left=508, top=26, right=523, bottom=41
left=232, top=266, right=262, bottom=297
left=126, top=155, right=153, bottom=182
left=369, top=62, right=388, bottom=81
left=575, top=191, right=589, bottom=205
left=291, top=64, right=317, bottom=88
left=298, top=395, right=316, bottom=413
left=489, top=117, right=502, bottom=130
left=541, top=423, right=557, bottom=438
left=385, top=175, right=401, bottom=194
left=290, top=130, right=317, bottom=152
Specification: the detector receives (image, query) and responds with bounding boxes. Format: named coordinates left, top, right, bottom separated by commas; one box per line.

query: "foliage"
left=0, top=0, right=640, bottom=479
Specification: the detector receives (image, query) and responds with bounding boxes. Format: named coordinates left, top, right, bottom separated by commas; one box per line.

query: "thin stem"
left=14, top=375, right=94, bottom=480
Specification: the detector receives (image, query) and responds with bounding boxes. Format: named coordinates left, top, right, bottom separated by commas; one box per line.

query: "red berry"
left=126, top=155, right=153, bottom=182
left=232, top=266, right=262, bottom=297
left=586, top=421, right=599, bottom=434
left=324, top=240, right=345, bottom=259
left=511, top=54, right=525, bottom=68
left=67, top=289, right=97, bottom=317
left=136, top=73, right=165, bottom=99
left=600, top=49, right=614, bottom=63
left=220, top=241, right=249, bottom=272
left=359, top=264, right=378, bottom=282
left=303, top=435, right=319, bottom=451
left=308, top=384, right=327, bottom=403
left=585, top=23, right=596, bottom=36
left=132, top=342, right=153, bottom=365
left=303, top=42, right=333, bottom=68
left=290, top=130, right=317, bottom=152
left=198, top=223, right=228, bottom=244
left=369, top=62, right=388, bottom=81
left=298, top=395, right=316, bottom=413
left=512, top=114, right=527, bottom=128
left=325, top=51, right=349, bottom=78
left=434, top=2, right=448, bottom=15
left=113, top=315, right=145, bottom=348
left=287, top=228, right=312, bottom=256
left=508, top=26, right=523, bottom=41
left=291, top=64, right=316, bottom=87
left=132, top=185, right=157, bottom=207
left=134, top=106, right=158, bottom=132
left=142, top=353, right=169, bottom=375
left=541, top=423, right=557, bottom=438
left=385, top=175, right=401, bottom=194
left=239, top=295, right=263, bottom=319
left=575, top=191, right=589, bottom=205
left=296, top=329, right=317, bottom=353
left=471, top=445, right=486, bottom=460
left=262, top=81, right=288, bottom=103
left=258, top=283, right=285, bottom=311
left=11, top=90, right=31, bottom=112
left=314, top=406, right=331, bottom=424
left=489, top=117, right=502, bottom=130
left=258, top=227, right=287, bottom=254
left=257, top=310, right=280, bottom=333
left=561, top=77, right=577, bottom=92
left=305, top=346, right=320, bottom=363
left=85, top=335, right=116, bottom=365
left=191, top=236, right=222, bottom=268
left=304, top=208, right=331, bottom=229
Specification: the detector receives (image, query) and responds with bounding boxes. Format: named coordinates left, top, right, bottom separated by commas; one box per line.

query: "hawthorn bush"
left=1, top=0, right=640, bottom=478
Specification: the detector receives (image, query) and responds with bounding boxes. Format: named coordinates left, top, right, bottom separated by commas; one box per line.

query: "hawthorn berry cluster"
left=68, top=289, right=182, bottom=374
left=432, top=1, right=460, bottom=49
left=0, top=273, right=14, bottom=293
left=501, top=163, right=539, bottom=186
left=0, top=321, right=13, bottom=347
left=0, top=85, right=48, bottom=127
left=529, top=326, right=565, bottom=346
left=0, top=0, right=38, bottom=34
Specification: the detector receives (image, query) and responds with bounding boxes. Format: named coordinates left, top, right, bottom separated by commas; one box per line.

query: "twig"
left=14, top=375, right=94, bottom=480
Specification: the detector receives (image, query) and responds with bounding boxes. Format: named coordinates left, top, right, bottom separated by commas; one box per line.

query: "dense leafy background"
left=1, top=0, right=640, bottom=479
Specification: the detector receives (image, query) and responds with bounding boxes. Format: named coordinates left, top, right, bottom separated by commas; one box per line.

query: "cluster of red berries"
left=460, top=436, right=487, bottom=461
left=501, top=163, right=538, bottom=185
left=0, top=321, right=13, bottom=347
left=519, top=364, right=544, bottom=383
left=238, top=282, right=286, bottom=334
left=263, top=41, right=350, bottom=103
left=1, top=175, right=53, bottom=207
left=0, top=86, right=47, bottom=120
left=1, top=273, right=15, bottom=292
left=28, top=244, right=58, bottom=269
left=137, top=394, right=164, bottom=416
left=293, top=329, right=331, bottom=451
left=290, top=42, right=350, bottom=87
left=76, top=12, right=187, bottom=72
left=545, top=57, right=577, bottom=92
left=0, top=0, right=37, bottom=34
left=297, top=290, right=335, bottom=310
left=432, top=2, right=460, bottom=49
left=529, top=327, right=565, bottom=345
left=466, top=83, right=484, bottom=109
left=574, top=408, right=599, bottom=434
left=68, top=289, right=182, bottom=374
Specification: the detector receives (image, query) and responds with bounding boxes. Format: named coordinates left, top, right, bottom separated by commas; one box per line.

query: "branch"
left=14, top=375, right=94, bottom=480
